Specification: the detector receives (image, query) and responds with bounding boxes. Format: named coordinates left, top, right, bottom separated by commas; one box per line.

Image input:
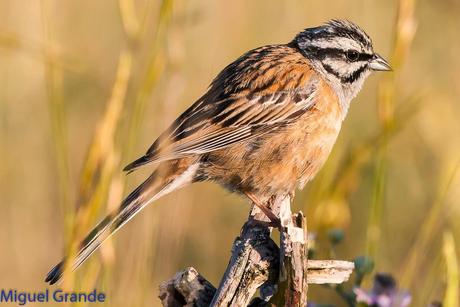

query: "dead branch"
left=159, top=194, right=354, bottom=306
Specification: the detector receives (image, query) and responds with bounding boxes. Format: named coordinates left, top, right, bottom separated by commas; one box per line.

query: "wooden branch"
left=279, top=210, right=309, bottom=306
left=159, top=260, right=354, bottom=306
left=306, top=260, right=354, bottom=284
left=159, top=194, right=355, bottom=307
left=159, top=267, right=216, bottom=307
left=209, top=196, right=281, bottom=307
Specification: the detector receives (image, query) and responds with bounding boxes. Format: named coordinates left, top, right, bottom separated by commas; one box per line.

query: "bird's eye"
left=345, top=51, right=359, bottom=61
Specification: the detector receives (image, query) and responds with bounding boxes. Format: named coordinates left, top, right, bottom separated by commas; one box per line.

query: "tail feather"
left=45, top=162, right=199, bottom=285
left=123, top=155, right=152, bottom=174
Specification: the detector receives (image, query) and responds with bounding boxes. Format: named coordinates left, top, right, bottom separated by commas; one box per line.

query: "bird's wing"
left=124, top=44, right=322, bottom=172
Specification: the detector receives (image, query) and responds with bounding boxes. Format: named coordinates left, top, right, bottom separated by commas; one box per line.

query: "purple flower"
left=354, top=273, right=411, bottom=307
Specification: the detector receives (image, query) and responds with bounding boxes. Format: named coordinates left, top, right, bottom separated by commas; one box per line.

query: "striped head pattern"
left=294, top=20, right=391, bottom=104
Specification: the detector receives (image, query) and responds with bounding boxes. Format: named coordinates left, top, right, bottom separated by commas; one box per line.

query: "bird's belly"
left=203, top=110, right=342, bottom=198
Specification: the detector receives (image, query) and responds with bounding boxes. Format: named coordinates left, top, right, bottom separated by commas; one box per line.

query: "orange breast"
left=204, top=79, right=343, bottom=198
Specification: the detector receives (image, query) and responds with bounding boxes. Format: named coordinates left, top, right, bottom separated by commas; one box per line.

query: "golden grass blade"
left=62, top=50, right=133, bottom=287
left=400, top=159, right=460, bottom=289
left=119, top=0, right=140, bottom=40
left=40, top=0, right=72, bottom=245
left=443, top=231, right=459, bottom=307
left=365, top=0, right=417, bottom=261
left=124, top=0, right=174, bottom=162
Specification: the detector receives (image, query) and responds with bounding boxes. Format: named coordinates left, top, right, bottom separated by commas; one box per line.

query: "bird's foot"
left=244, top=192, right=281, bottom=228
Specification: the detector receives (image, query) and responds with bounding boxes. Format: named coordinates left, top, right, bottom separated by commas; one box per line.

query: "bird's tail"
left=45, top=161, right=199, bottom=285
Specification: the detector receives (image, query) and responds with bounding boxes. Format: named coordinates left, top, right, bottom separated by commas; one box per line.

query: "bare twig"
left=159, top=259, right=354, bottom=307
left=159, top=194, right=354, bottom=306
left=159, top=267, right=216, bottom=307
left=279, top=211, right=309, bottom=306
left=307, top=260, right=354, bottom=284
left=209, top=196, right=282, bottom=307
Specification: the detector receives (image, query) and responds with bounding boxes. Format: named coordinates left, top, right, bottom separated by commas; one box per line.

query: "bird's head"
left=294, top=19, right=391, bottom=103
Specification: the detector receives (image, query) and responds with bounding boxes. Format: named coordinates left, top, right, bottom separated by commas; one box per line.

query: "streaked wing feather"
left=123, top=44, right=320, bottom=173
left=146, top=91, right=316, bottom=162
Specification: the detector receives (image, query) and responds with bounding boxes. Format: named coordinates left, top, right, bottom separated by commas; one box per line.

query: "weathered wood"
left=209, top=195, right=282, bottom=307
left=158, top=267, right=216, bottom=307
left=159, top=259, right=354, bottom=306
left=306, top=260, right=354, bottom=284
left=279, top=210, right=309, bottom=306
left=159, top=193, right=355, bottom=307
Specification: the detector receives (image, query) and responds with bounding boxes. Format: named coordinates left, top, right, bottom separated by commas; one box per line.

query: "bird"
left=45, top=19, right=391, bottom=285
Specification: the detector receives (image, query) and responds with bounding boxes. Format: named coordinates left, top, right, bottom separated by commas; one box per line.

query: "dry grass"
left=1, top=0, right=460, bottom=306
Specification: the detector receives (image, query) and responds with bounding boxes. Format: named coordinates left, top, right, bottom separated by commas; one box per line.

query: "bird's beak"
left=369, top=54, right=392, bottom=71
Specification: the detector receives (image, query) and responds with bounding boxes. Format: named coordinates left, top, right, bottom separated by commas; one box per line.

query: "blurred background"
left=1, top=0, right=460, bottom=306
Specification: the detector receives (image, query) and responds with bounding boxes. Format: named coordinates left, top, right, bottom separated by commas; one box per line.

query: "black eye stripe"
left=346, top=51, right=373, bottom=62
left=304, top=46, right=372, bottom=62
left=356, top=53, right=373, bottom=61
left=346, top=51, right=359, bottom=61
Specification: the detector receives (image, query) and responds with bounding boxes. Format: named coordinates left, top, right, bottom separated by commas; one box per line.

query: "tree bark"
left=159, top=194, right=354, bottom=306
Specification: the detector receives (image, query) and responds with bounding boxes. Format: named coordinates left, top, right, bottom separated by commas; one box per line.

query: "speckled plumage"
left=198, top=44, right=343, bottom=197
left=46, top=20, right=391, bottom=285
